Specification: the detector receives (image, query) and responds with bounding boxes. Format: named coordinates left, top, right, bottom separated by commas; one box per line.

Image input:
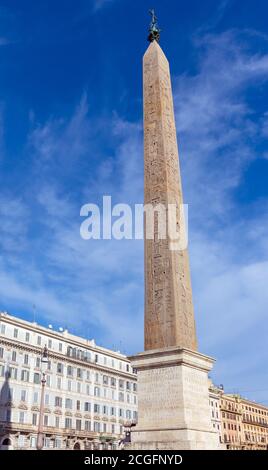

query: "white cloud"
left=173, top=30, right=268, bottom=400
left=93, top=0, right=115, bottom=12
left=1, top=28, right=268, bottom=401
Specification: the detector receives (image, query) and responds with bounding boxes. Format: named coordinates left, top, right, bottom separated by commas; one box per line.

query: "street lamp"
left=36, top=346, right=49, bottom=450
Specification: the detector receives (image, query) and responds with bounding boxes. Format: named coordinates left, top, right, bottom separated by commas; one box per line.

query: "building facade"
left=0, top=312, right=137, bottom=450
left=208, top=381, right=223, bottom=442
left=208, top=383, right=268, bottom=450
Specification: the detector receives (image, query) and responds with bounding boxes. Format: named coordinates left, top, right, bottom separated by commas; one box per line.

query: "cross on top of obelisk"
left=148, top=9, right=161, bottom=43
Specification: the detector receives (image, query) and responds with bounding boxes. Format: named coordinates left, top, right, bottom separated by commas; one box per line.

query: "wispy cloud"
left=173, top=29, right=268, bottom=401
left=0, top=26, right=268, bottom=401
left=93, top=0, right=116, bottom=12
left=0, top=37, right=10, bottom=46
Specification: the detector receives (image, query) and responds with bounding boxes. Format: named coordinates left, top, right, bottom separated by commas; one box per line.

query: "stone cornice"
left=0, top=336, right=137, bottom=382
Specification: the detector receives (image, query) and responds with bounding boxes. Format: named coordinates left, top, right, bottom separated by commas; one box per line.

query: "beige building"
left=239, top=397, right=268, bottom=450
left=208, top=386, right=268, bottom=450
left=220, top=394, right=243, bottom=449
left=0, top=312, right=137, bottom=450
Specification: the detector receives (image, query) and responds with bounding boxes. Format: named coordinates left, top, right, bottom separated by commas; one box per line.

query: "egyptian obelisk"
left=127, top=12, right=221, bottom=450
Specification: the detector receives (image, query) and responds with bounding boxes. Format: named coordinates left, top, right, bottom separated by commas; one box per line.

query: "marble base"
left=127, top=347, right=222, bottom=450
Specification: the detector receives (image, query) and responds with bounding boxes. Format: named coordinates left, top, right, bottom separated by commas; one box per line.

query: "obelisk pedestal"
left=127, top=15, right=221, bottom=450
left=128, top=348, right=220, bottom=450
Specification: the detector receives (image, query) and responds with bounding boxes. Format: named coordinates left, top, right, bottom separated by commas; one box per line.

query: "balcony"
left=242, top=417, right=268, bottom=428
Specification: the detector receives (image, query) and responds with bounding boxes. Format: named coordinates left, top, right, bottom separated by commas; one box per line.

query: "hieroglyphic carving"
left=143, top=41, right=197, bottom=351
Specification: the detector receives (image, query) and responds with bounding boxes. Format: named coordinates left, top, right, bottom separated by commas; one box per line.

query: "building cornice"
left=0, top=336, right=137, bottom=381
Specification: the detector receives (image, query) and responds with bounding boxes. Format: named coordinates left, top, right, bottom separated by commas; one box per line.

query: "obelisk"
left=143, top=14, right=197, bottom=353
left=127, top=12, right=221, bottom=450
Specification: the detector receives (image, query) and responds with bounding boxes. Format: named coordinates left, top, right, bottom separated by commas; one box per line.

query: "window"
left=46, top=375, right=51, bottom=387
left=119, top=392, right=124, bottom=402
left=37, top=336, right=41, bottom=345
left=126, top=381, right=131, bottom=391
left=14, top=328, right=18, bottom=338
left=94, top=422, right=101, bottom=432
left=95, top=354, right=98, bottom=363
left=25, top=332, right=30, bottom=342
left=94, top=404, right=100, bottom=414
left=77, top=368, right=82, bottom=379
left=21, top=369, right=30, bottom=382
left=103, top=375, right=108, bottom=385
left=126, top=364, right=129, bottom=372
left=65, top=418, right=72, bottom=429
left=103, top=405, right=108, bottom=415
left=86, top=385, right=90, bottom=395
left=119, top=408, right=124, bottom=418
left=11, top=351, right=17, bottom=362
left=57, top=377, right=61, bottom=389
left=24, top=354, right=29, bottom=365
left=55, top=417, right=60, bottom=428
left=68, top=380, right=72, bottom=391
left=111, top=377, right=116, bottom=387
left=57, top=363, right=63, bottom=374
left=36, top=357, right=40, bottom=368
left=21, top=390, right=27, bottom=402
left=54, top=438, right=61, bottom=449
left=67, top=366, right=73, bottom=377
left=111, top=407, right=116, bottom=416
left=32, top=413, right=37, bottom=425
left=55, top=397, right=62, bottom=408
left=0, top=324, right=6, bottom=334
left=44, top=394, right=49, bottom=405
left=77, top=382, right=81, bottom=393
left=6, top=409, right=11, bottom=421
left=126, top=410, right=131, bottom=419
left=84, top=402, right=91, bottom=412
left=94, top=387, right=100, bottom=397
left=65, top=398, right=73, bottom=409
left=76, top=419, right=82, bottom=431
left=85, top=420, right=91, bottom=431
left=19, top=411, right=25, bottom=423
left=76, top=400, right=81, bottom=411
left=33, top=373, right=41, bottom=384
left=48, top=339, right=52, bottom=348
left=112, top=424, right=115, bottom=434
left=86, top=370, right=90, bottom=381
left=30, top=437, right=36, bottom=448
left=103, top=423, right=107, bottom=433
left=119, top=379, right=124, bottom=389
left=95, top=373, right=99, bottom=383
left=59, top=343, right=63, bottom=352
left=47, top=360, right=51, bottom=371
left=33, top=392, right=39, bottom=403
left=0, top=347, right=4, bottom=359
left=0, top=365, right=5, bottom=377
left=44, top=438, right=50, bottom=448
left=44, top=415, right=49, bottom=426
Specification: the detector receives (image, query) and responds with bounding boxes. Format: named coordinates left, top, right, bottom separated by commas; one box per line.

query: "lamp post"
left=36, top=346, right=48, bottom=450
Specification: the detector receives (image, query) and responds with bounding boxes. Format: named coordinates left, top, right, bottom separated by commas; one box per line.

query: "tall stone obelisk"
left=128, top=12, right=221, bottom=450
left=143, top=22, right=197, bottom=353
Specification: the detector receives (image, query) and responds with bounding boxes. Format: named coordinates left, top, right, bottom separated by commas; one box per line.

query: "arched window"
left=2, top=438, right=12, bottom=446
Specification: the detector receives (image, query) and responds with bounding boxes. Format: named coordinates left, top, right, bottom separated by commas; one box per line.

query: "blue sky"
left=0, top=0, right=268, bottom=403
